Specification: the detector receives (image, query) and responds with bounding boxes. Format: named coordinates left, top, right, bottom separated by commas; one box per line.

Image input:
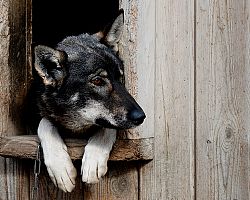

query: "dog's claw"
left=81, top=145, right=109, bottom=184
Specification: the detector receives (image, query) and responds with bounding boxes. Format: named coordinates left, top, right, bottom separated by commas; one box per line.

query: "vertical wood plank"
left=128, top=0, right=156, bottom=199
left=156, top=0, right=195, bottom=198
left=0, top=1, right=11, bottom=198
left=140, top=0, right=195, bottom=199
left=119, top=0, right=154, bottom=139
left=0, top=0, right=11, bottom=136
left=196, top=0, right=250, bottom=199
left=0, top=0, right=32, bottom=199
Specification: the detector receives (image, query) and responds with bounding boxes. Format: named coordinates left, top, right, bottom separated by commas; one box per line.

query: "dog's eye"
left=91, top=77, right=105, bottom=86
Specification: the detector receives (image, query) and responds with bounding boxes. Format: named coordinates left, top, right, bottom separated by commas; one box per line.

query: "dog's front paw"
left=81, top=145, right=109, bottom=184
left=44, top=147, right=77, bottom=192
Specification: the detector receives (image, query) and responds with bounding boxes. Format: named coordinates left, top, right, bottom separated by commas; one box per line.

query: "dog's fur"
left=33, top=12, right=145, bottom=192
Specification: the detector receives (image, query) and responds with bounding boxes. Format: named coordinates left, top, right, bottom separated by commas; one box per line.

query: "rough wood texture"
left=2, top=0, right=250, bottom=199
left=29, top=161, right=139, bottom=200
left=196, top=0, right=250, bottom=199
left=0, top=0, right=32, bottom=199
left=0, top=136, right=154, bottom=161
left=140, top=0, right=195, bottom=199
left=118, top=0, right=154, bottom=139
left=126, top=0, right=157, bottom=199
left=0, top=0, right=31, bottom=136
left=83, top=162, right=138, bottom=200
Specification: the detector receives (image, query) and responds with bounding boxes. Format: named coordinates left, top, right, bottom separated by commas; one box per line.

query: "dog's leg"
left=81, top=128, right=116, bottom=183
left=38, top=118, right=77, bottom=192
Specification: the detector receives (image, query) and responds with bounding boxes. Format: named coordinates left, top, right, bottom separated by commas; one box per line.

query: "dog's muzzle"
left=95, top=108, right=146, bottom=129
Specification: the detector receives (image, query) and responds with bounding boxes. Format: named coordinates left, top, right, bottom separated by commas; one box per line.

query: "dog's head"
left=34, top=12, right=146, bottom=132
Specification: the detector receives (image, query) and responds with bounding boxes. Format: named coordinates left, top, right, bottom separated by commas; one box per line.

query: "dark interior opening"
left=33, top=0, right=119, bottom=47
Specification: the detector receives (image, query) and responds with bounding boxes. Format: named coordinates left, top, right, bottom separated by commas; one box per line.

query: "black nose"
left=128, top=110, right=146, bottom=125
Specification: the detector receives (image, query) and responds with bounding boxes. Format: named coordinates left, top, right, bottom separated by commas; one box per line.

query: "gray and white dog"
left=34, top=11, right=145, bottom=192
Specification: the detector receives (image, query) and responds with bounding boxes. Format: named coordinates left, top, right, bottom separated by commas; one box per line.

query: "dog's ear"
left=94, top=10, right=124, bottom=52
left=34, top=45, right=67, bottom=87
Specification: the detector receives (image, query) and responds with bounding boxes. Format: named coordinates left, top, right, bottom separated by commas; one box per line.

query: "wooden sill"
left=0, top=135, right=153, bottom=161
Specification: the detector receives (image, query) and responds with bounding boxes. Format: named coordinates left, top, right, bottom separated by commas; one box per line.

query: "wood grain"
left=127, top=0, right=157, bottom=199
left=139, top=0, right=196, bottom=198
left=118, top=0, right=155, bottom=139
left=31, top=161, right=138, bottom=200
left=0, top=0, right=32, bottom=199
left=0, top=135, right=154, bottom=161
left=2, top=0, right=249, bottom=199
left=196, top=0, right=250, bottom=199
left=83, top=162, right=138, bottom=200
left=140, top=0, right=195, bottom=199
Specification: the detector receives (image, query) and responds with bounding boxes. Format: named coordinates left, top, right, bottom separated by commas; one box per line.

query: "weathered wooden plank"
left=139, top=0, right=195, bottom=199
left=84, top=162, right=138, bottom=200
left=0, top=135, right=154, bottom=161
left=118, top=0, right=154, bottom=139
left=0, top=1, right=12, bottom=199
left=127, top=0, right=157, bottom=199
left=196, top=0, right=250, bottom=199
left=0, top=2, right=11, bottom=136
left=0, top=0, right=32, bottom=199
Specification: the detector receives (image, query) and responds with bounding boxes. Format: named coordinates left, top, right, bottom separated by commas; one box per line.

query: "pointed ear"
left=94, top=10, right=124, bottom=52
left=34, top=45, right=67, bottom=86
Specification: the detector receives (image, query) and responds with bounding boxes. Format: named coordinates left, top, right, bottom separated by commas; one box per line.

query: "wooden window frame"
left=0, top=0, right=154, bottom=162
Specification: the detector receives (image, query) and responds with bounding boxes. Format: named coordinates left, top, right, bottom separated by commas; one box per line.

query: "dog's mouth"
left=95, top=118, right=117, bottom=129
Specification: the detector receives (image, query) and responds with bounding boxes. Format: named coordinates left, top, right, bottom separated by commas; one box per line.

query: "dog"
left=33, top=11, right=145, bottom=192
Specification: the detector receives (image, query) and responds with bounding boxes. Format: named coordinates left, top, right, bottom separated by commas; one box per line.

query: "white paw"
left=81, top=145, right=109, bottom=184
left=44, top=145, right=77, bottom=192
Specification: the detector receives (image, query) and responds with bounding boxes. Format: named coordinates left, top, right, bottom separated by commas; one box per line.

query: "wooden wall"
left=0, top=0, right=249, bottom=199
left=196, top=0, right=250, bottom=199
left=0, top=0, right=32, bottom=199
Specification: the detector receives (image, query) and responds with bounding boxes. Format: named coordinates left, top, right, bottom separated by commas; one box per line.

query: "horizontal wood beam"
left=0, top=135, right=154, bottom=161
